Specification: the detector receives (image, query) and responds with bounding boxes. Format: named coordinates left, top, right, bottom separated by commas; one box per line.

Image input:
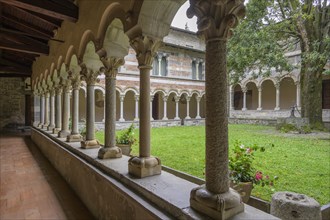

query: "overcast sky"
left=171, top=1, right=198, bottom=32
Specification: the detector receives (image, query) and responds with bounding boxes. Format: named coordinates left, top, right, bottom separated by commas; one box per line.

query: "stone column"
left=119, top=95, right=125, bottom=122
left=150, top=95, right=154, bottom=121
left=128, top=35, right=161, bottom=178
left=58, top=83, right=71, bottom=138
left=102, top=94, right=106, bottom=122
left=230, top=86, right=235, bottom=111
left=53, top=88, right=62, bottom=134
left=134, top=95, right=139, bottom=121
left=195, top=59, right=199, bottom=79
left=42, top=93, right=49, bottom=129
left=48, top=90, right=55, bottom=131
left=80, top=66, right=100, bottom=148
left=187, top=1, right=245, bottom=218
left=162, top=95, right=168, bottom=120
left=185, top=96, right=191, bottom=119
left=275, top=83, right=280, bottom=111
left=242, top=87, right=247, bottom=111
left=38, top=94, right=45, bottom=128
left=174, top=96, right=180, bottom=120
left=295, top=81, right=301, bottom=110
left=196, top=96, right=201, bottom=119
left=257, top=86, right=262, bottom=111
left=157, top=54, right=162, bottom=76
left=67, top=74, right=82, bottom=142
left=98, top=57, right=124, bottom=159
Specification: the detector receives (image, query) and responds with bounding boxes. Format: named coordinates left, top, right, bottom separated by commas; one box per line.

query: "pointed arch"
left=78, top=30, right=97, bottom=60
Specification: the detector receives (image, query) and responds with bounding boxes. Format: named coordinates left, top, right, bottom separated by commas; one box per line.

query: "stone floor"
left=0, top=132, right=95, bottom=220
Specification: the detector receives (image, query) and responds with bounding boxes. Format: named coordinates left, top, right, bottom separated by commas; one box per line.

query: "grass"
left=95, top=124, right=330, bottom=205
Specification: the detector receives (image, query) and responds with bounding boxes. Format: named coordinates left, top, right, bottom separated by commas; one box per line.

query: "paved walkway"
left=0, top=132, right=95, bottom=220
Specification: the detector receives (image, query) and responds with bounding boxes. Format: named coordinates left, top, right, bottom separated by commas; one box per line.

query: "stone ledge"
left=32, top=126, right=278, bottom=220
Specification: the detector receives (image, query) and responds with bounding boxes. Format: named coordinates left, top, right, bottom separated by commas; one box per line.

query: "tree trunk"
left=300, top=61, right=323, bottom=126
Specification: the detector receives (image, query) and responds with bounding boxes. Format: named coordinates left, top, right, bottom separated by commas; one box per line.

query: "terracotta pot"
left=230, top=181, right=253, bottom=203
left=117, top=143, right=132, bottom=156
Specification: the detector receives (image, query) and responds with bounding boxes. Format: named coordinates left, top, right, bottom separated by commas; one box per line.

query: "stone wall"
left=0, top=78, right=26, bottom=130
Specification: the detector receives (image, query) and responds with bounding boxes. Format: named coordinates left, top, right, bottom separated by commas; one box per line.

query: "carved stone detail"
left=80, top=64, right=100, bottom=85
left=187, top=0, right=245, bottom=41
left=101, top=57, right=125, bottom=78
left=68, top=70, right=82, bottom=90
left=130, top=35, right=162, bottom=68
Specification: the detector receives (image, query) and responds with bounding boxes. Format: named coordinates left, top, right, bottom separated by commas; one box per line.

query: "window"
left=160, top=57, right=167, bottom=76
left=192, top=61, right=197, bottom=79
left=152, top=57, right=158, bottom=75
left=198, top=62, right=203, bottom=80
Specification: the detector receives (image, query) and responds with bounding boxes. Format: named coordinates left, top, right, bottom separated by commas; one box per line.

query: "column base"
left=38, top=123, right=43, bottom=128
left=98, top=146, right=122, bottom=159
left=47, top=125, right=55, bottom=131
left=134, top=118, right=139, bottom=121
left=190, top=185, right=244, bottom=220
left=162, top=117, right=168, bottom=120
left=128, top=156, right=161, bottom=178
left=81, top=139, right=100, bottom=149
left=195, top=116, right=201, bottom=119
left=119, top=118, right=125, bottom=122
left=242, top=108, right=247, bottom=111
left=42, top=124, right=49, bottom=129
left=67, top=134, right=83, bottom=142
left=274, top=107, right=280, bottom=111
left=58, top=130, right=70, bottom=138
left=257, top=108, right=262, bottom=111
left=174, top=117, right=180, bottom=120
left=185, top=116, right=191, bottom=119
left=53, top=127, right=61, bottom=134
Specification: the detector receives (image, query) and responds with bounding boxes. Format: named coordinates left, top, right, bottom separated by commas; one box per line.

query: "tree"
left=228, top=0, right=330, bottom=126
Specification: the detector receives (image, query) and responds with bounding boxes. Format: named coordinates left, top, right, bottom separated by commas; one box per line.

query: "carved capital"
left=68, top=70, right=81, bottom=90
left=174, top=96, right=180, bottom=103
left=130, top=35, right=163, bottom=68
left=134, top=95, right=139, bottom=101
left=187, top=0, right=245, bottom=41
left=163, top=96, right=168, bottom=102
left=55, top=87, right=62, bottom=95
left=80, top=64, right=100, bottom=85
left=50, top=89, right=55, bottom=97
left=60, top=77, right=71, bottom=92
left=242, top=87, right=247, bottom=93
left=100, top=57, right=125, bottom=78
left=119, top=95, right=125, bottom=102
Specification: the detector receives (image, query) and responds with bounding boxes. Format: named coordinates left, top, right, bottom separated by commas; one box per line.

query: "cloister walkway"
left=0, top=132, right=94, bottom=220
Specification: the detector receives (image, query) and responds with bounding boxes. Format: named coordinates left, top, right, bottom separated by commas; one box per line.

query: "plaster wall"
left=261, top=80, right=276, bottom=110
left=280, top=78, right=296, bottom=109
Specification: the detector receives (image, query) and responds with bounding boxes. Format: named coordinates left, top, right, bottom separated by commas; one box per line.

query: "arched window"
left=152, top=57, right=158, bottom=75
left=192, top=60, right=197, bottom=79
left=160, top=57, right=167, bottom=76
left=198, top=62, right=203, bottom=80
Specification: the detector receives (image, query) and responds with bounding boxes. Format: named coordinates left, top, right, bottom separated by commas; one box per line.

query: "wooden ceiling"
left=0, top=0, right=78, bottom=77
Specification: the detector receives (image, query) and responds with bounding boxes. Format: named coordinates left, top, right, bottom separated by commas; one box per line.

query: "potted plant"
left=229, top=141, right=278, bottom=203
left=116, top=123, right=136, bottom=156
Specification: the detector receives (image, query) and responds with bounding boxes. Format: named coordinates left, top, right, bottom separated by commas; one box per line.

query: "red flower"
left=255, top=171, right=263, bottom=181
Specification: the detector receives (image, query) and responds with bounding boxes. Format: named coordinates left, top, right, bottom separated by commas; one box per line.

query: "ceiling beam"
left=0, top=58, right=30, bottom=69
left=0, top=0, right=78, bottom=22
left=0, top=41, right=48, bottom=55
left=0, top=30, right=49, bottom=48
left=0, top=66, right=31, bottom=75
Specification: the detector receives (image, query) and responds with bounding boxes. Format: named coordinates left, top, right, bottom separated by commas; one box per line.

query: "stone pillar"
left=42, top=93, right=49, bottom=129
left=187, top=1, right=245, bottom=218
left=38, top=94, right=45, bottom=128
left=174, top=96, right=180, bottom=120
left=67, top=74, right=82, bottom=142
left=275, top=83, right=280, bottom=111
left=102, top=94, right=106, bottom=122
left=150, top=95, right=154, bottom=121
left=53, top=88, right=62, bottom=134
left=257, top=86, right=262, bottom=111
left=196, top=96, right=201, bottom=119
left=185, top=96, right=191, bottom=119
left=58, top=83, right=71, bottom=138
left=80, top=66, right=100, bottom=148
left=157, top=54, right=162, bottom=76
left=295, top=81, right=301, bottom=110
left=98, top=57, right=124, bottom=159
left=128, top=35, right=161, bottom=178
left=134, top=95, right=139, bottom=121
left=162, top=95, right=168, bottom=120
left=48, top=90, right=55, bottom=131
left=230, top=86, right=235, bottom=111
left=242, top=87, right=247, bottom=111
left=119, top=95, right=125, bottom=122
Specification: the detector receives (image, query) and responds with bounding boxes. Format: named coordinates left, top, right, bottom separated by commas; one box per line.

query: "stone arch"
left=78, top=30, right=97, bottom=61
left=65, top=45, right=78, bottom=66
left=49, top=63, right=56, bottom=79
left=123, top=87, right=138, bottom=96
left=261, top=79, right=276, bottom=110
left=94, top=88, right=104, bottom=122
left=56, top=56, right=64, bottom=71
left=123, top=90, right=136, bottom=121
left=179, top=90, right=190, bottom=98
left=167, top=92, right=177, bottom=119
left=233, top=84, right=243, bottom=110
left=179, top=92, right=189, bottom=119
left=97, top=3, right=128, bottom=46
left=190, top=93, right=198, bottom=118
left=136, top=0, right=186, bottom=39
left=258, top=77, right=277, bottom=88
left=59, top=63, right=68, bottom=81
left=152, top=89, right=166, bottom=97
left=245, top=81, right=258, bottom=110
left=82, top=41, right=103, bottom=72
left=168, top=90, right=179, bottom=97
left=200, top=94, right=206, bottom=118
left=280, top=77, right=296, bottom=109
left=116, top=87, right=124, bottom=96
left=152, top=91, right=165, bottom=120
left=94, top=85, right=105, bottom=95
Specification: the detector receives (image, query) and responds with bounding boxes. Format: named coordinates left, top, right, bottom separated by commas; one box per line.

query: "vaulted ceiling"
left=0, top=0, right=78, bottom=77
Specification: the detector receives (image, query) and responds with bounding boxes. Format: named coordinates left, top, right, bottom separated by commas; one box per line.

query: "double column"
left=275, top=83, right=280, bottom=110
left=98, top=57, right=125, bottom=159
left=257, top=86, right=262, bottom=110
left=47, top=90, right=55, bottom=130
left=128, top=35, right=161, bottom=178
left=42, top=92, right=50, bottom=129
left=38, top=92, right=45, bottom=128
left=67, top=70, right=83, bottom=142
left=81, top=65, right=100, bottom=148
left=53, top=87, right=62, bottom=134
left=174, top=96, right=180, bottom=120
left=187, top=1, right=245, bottom=219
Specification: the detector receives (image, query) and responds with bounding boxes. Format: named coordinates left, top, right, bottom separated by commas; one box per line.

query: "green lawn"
left=95, top=124, right=330, bottom=205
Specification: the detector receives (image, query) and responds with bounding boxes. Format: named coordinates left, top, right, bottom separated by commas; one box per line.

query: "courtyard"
left=96, top=124, right=330, bottom=205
